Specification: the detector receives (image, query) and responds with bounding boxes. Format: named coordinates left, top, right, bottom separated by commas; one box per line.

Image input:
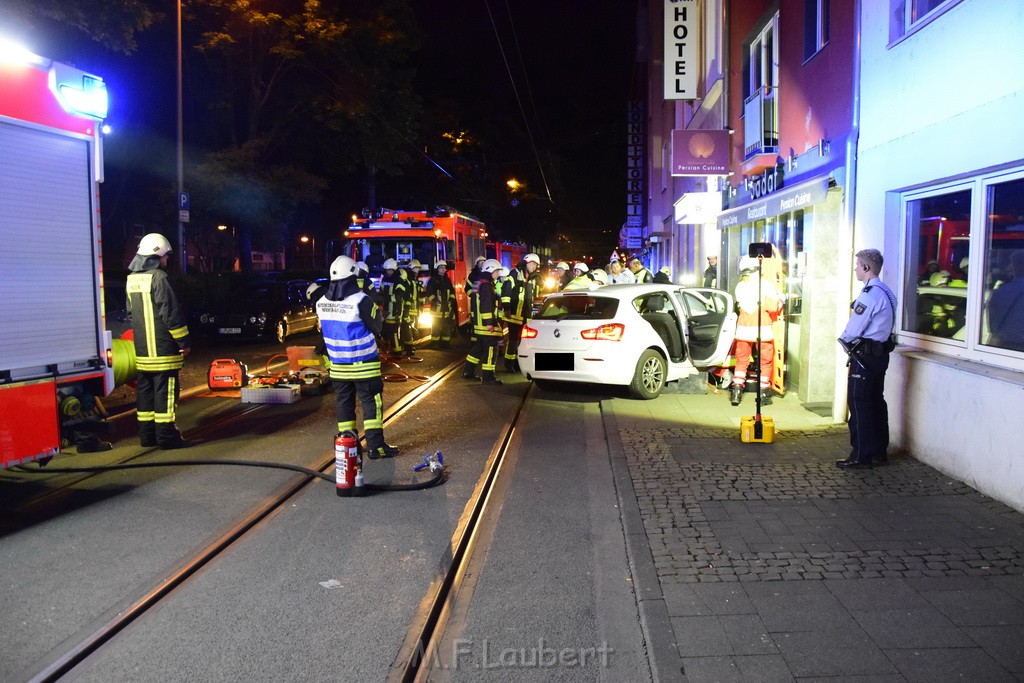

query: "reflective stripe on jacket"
left=471, top=278, right=502, bottom=337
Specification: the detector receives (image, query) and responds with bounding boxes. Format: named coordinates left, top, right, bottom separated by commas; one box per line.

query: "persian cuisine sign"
left=670, top=129, right=730, bottom=176
left=664, top=0, right=698, bottom=100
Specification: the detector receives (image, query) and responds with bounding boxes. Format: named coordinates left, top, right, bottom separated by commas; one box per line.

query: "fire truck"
left=340, top=207, right=488, bottom=326
left=0, top=41, right=121, bottom=467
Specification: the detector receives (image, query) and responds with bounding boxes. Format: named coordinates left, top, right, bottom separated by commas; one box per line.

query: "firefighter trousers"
left=136, top=369, right=183, bottom=446
left=333, top=376, right=386, bottom=451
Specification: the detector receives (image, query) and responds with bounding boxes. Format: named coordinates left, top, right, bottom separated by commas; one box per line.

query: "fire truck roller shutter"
left=0, top=122, right=100, bottom=380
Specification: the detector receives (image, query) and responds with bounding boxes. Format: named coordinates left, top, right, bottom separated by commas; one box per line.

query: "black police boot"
left=729, top=384, right=743, bottom=406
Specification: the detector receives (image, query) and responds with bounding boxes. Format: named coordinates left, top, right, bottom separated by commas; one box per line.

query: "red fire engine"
left=0, top=41, right=120, bottom=467
left=340, top=207, right=488, bottom=326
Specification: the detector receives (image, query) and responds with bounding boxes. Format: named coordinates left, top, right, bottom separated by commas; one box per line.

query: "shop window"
left=803, top=0, right=830, bottom=61
left=900, top=169, right=1024, bottom=366
left=889, top=0, right=964, bottom=43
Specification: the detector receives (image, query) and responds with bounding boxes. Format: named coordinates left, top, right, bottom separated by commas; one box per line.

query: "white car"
left=518, top=284, right=737, bottom=399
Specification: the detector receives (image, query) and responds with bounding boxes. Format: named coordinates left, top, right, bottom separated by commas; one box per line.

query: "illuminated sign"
left=671, top=130, right=730, bottom=175
left=626, top=101, right=645, bottom=236
left=664, top=0, right=698, bottom=100
left=717, top=178, right=829, bottom=229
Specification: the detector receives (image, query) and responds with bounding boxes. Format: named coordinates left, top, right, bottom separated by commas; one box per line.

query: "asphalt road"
left=0, top=336, right=650, bottom=681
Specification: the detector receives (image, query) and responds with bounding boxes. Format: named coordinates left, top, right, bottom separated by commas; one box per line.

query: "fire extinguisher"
left=335, top=431, right=363, bottom=497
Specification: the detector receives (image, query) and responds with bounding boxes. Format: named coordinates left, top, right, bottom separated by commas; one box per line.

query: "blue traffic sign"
left=179, top=192, right=190, bottom=210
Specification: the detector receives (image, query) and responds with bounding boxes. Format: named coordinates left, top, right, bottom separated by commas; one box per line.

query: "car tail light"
left=522, top=325, right=538, bottom=339
left=580, top=323, right=624, bottom=341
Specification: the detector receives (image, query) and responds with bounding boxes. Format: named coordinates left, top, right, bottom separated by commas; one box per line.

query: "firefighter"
left=425, top=259, right=457, bottom=348
left=463, top=258, right=504, bottom=384
left=563, top=262, right=594, bottom=290
left=126, top=233, right=191, bottom=449
left=316, top=256, right=399, bottom=459
left=555, top=261, right=572, bottom=289
left=499, top=265, right=529, bottom=372
left=379, top=258, right=407, bottom=356
left=400, top=260, right=423, bottom=355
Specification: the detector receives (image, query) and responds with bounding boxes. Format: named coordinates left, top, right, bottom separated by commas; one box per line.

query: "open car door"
left=674, top=288, right=737, bottom=368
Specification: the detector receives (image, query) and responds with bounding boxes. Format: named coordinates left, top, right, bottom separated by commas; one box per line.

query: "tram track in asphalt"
left=23, top=359, right=475, bottom=683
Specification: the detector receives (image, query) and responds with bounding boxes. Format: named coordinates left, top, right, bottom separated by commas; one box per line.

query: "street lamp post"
left=176, top=0, right=185, bottom=273
left=300, top=235, right=316, bottom=270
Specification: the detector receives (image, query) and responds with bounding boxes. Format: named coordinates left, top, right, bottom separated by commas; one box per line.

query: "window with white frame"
left=746, top=15, right=779, bottom=101
left=900, top=169, right=1024, bottom=363
left=889, top=0, right=963, bottom=42
left=804, top=0, right=830, bottom=60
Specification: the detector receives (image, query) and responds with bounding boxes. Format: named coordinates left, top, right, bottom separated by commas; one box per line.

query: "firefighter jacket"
left=563, top=273, right=594, bottom=291
left=317, top=278, right=383, bottom=380
left=733, top=275, right=783, bottom=342
left=470, top=276, right=502, bottom=337
left=380, top=270, right=407, bottom=323
left=402, top=268, right=422, bottom=315
left=464, top=266, right=486, bottom=296
left=515, top=264, right=538, bottom=319
left=126, top=256, right=191, bottom=372
left=499, top=271, right=528, bottom=325
left=425, top=270, right=457, bottom=317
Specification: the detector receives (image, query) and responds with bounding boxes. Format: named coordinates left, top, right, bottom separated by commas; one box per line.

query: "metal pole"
left=176, top=0, right=186, bottom=273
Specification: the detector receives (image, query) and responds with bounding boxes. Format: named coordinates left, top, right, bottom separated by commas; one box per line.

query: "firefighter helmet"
left=138, top=233, right=172, bottom=257
left=355, top=261, right=368, bottom=274
left=591, top=268, right=608, bottom=284
left=306, top=282, right=322, bottom=300
left=481, top=258, right=502, bottom=274
left=382, top=258, right=398, bottom=270
left=738, top=256, right=759, bottom=274
left=407, top=259, right=421, bottom=270
left=574, top=262, right=590, bottom=273
left=524, top=253, right=540, bottom=264
left=330, top=255, right=359, bottom=280
left=556, top=261, right=570, bottom=270
left=435, top=259, right=448, bottom=270
left=475, top=255, right=487, bottom=265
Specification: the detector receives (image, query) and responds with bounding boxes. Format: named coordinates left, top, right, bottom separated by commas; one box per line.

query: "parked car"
left=910, top=285, right=967, bottom=340
left=518, top=284, right=737, bottom=399
left=191, top=278, right=319, bottom=344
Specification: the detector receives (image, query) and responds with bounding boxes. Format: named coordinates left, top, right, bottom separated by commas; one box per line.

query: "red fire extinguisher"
left=335, top=431, right=362, bottom=497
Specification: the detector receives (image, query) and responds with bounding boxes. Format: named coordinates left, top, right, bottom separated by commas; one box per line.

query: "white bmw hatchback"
left=518, top=284, right=737, bottom=399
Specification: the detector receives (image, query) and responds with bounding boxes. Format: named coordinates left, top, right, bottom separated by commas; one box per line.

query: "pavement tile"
left=661, top=583, right=707, bottom=617
left=751, top=593, right=859, bottom=633
left=719, top=615, right=777, bottom=655
left=773, top=630, right=896, bottom=678
left=905, top=576, right=997, bottom=592
left=672, top=616, right=733, bottom=657
left=824, top=578, right=930, bottom=610
left=851, top=607, right=968, bottom=649
left=741, top=581, right=829, bottom=598
left=680, top=656, right=744, bottom=682
left=922, top=588, right=1024, bottom=626
left=987, top=574, right=1024, bottom=602
left=689, top=583, right=756, bottom=615
left=731, top=654, right=795, bottom=682
left=963, top=624, right=1024, bottom=673
left=886, top=647, right=1015, bottom=682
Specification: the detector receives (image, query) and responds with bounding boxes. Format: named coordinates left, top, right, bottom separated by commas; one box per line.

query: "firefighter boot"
left=481, top=370, right=503, bottom=385
left=729, top=384, right=743, bottom=406
left=139, top=422, right=157, bottom=448
left=462, top=361, right=479, bottom=381
left=157, top=424, right=192, bottom=450
left=367, top=442, right=400, bottom=459
left=759, top=388, right=773, bottom=406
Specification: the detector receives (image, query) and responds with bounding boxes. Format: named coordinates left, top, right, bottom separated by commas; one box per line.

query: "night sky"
left=2, top=1, right=638, bottom=257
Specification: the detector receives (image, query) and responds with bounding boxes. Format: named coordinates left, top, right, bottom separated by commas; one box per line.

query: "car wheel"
left=532, top=379, right=560, bottom=392
left=629, top=349, right=666, bottom=400
left=276, top=320, right=287, bottom=344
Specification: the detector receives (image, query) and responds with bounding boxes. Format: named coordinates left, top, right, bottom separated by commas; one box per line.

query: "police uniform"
left=126, top=252, right=191, bottom=449
left=317, top=268, right=397, bottom=459
left=839, top=277, right=897, bottom=467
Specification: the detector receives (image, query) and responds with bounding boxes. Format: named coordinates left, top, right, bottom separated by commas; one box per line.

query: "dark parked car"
left=191, top=278, right=319, bottom=344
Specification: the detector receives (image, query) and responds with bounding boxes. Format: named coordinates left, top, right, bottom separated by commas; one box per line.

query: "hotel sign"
left=664, top=0, right=698, bottom=100
left=671, top=129, right=730, bottom=176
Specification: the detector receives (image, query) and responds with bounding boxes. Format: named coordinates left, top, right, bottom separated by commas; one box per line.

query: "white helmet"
left=738, top=256, right=759, bottom=273
left=306, top=282, right=322, bottom=300
left=382, top=258, right=398, bottom=270
left=329, top=255, right=358, bottom=280
left=481, top=258, right=502, bottom=274
left=435, top=259, right=448, bottom=270
left=556, top=261, right=570, bottom=271
left=498, top=267, right=510, bottom=278
left=475, top=255, right=487, bottom=265
left=523, top=253, right=540, bottom=265
left=574, top=262, right=589, bottom=273
left=355, top=261, right=368, bottom=274
left=138, top=233, right=172, bottom=257
left=591, top=268, right=608, bottom=284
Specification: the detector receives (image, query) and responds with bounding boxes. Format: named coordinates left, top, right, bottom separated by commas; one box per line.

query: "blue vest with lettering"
left=317, top=292, right=378, bottom=364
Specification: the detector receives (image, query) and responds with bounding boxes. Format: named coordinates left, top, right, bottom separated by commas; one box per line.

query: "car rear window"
left=536, top=295, right=618, bottom=320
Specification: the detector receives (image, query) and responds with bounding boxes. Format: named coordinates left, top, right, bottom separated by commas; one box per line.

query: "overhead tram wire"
left=482, top=0, right=555, bottom=207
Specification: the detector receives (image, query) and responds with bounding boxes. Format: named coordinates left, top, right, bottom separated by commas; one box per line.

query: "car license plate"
left=535, top=353, right=574, bottom=371
left=218, top=327, right=242, bottom=334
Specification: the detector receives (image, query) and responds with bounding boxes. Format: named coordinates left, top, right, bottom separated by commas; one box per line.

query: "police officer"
left=316, top=256, right=399, bottom=459
left=126, top=233, right=192, bottom=449
left=628, top=257, right=654, bottom=283
left=837, top=248, right=898, bottom=469
left=425, top=259, right=457, bottom=348
left=379, top=258, right=407, bottom=356
left=463, top=258, right=504, bottom=384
